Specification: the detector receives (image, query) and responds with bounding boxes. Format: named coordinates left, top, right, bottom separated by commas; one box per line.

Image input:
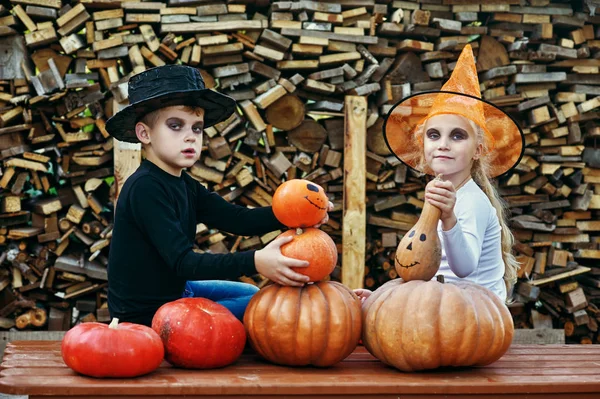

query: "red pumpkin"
left=61, top=318, right=164, bottom=378
left=152, top=298, right=246, bottom=369
left=279, top=228, right=338, bottom=282
left=273, top=179, right=328, bottom=228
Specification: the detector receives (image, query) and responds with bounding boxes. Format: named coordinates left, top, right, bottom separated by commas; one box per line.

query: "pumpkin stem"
left=436, top=275, right=445, bottom=284
left=108, top=318, right=119, bottom=329
left=296, top=228, right=303, bottom=235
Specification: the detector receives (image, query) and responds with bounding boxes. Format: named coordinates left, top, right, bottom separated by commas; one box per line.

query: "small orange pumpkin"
left=272, top=179, right=328, bottom=228
left=279, top=228, right=337, bottom=282
left=395, top=199, right=442, bottom=281
left=244, top=281, right=362, bottom=367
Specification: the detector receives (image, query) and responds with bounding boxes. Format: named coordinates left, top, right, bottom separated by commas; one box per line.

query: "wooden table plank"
left=0, top=342, right=598, bottom=397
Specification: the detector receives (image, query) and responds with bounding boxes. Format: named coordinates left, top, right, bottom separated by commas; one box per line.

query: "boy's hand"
left=353, top=288, right=373, bottom=303
left=255, top=235, right=310, bottom=286
left=425, top=179, right=457, bottom=231
left=312, top=201, right=334, bottom=228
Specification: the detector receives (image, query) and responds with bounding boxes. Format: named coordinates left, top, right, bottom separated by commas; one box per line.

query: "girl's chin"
left=430, top=167, right=458, bottom=176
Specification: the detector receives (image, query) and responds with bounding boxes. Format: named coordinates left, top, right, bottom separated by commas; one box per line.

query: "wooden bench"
left=0, top=341, right=599, bottom=398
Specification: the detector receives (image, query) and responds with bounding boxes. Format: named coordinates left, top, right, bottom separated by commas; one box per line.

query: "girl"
left=356, top=44, right=524, bottom=304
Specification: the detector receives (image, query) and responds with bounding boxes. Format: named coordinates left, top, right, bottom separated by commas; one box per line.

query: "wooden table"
left=0, top=341, right=599, bottom=398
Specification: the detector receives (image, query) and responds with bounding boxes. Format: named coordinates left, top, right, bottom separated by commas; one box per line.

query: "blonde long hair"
left=413, top=117, right=519, bottom=299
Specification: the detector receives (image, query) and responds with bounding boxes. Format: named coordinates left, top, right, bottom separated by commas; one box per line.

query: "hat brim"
left=383, top=91, right=525, bottom=179
left=105, top=89, right=236, bottom=143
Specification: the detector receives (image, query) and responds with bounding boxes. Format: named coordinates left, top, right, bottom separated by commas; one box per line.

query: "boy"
left=105, top=65, right=331, bottom=327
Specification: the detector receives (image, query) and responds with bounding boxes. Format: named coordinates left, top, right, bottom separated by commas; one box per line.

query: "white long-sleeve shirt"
left=435, top=179, right=507, bottom=301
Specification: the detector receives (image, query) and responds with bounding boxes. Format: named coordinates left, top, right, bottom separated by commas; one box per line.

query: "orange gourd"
left=279, top=228, right=337, bottom=282
left=394, top=199, right=442, bottom=281
left=362, top=278, right=514, bottom=372
left=272, top=179, right=328, bottom=228
left=244, top=281, right=362, bottom=367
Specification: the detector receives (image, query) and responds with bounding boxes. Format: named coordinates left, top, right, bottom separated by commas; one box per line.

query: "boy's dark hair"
left=138, top=105, right=206, bottom=129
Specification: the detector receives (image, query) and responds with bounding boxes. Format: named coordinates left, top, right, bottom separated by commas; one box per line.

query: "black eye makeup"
left=166, top=118, right=183, bottom=129
left=451, top=128, right=468, bottom=139
left=426, top=129, right=440, bottom=139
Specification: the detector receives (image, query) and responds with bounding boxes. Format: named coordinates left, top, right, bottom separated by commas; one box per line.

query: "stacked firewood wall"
left=0, top=0, right=598, bottom=343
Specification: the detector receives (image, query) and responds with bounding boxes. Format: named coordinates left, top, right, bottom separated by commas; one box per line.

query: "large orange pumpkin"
left=362, top=278, right=514, bottom=372
left=395, top=199, right=442, bottom=281
left=152, top=298, right=246, bottom=369
left=244, top=281, right=362, bottom=367
left=279, top=228, right=338, bottom=282
left=272, top=179, right=328, bottom=228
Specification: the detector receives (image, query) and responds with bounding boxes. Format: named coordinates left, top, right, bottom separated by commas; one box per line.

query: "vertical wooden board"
left=343, top=95, right=367, bottom=289
left=113, top=139, right=141, bottom=202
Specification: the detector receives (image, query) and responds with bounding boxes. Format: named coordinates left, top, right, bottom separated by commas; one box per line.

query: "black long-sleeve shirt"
left=107, top=160, right=285, bottom=326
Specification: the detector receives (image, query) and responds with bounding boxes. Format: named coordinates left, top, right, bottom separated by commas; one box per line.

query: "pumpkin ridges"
left=270, top=285, right=293, bottom=363
left=454, top=288, right=484, bottom=366
left=315, top=283, right=349, bottom=366
left=313, top=283, right=333, bottom=366
left=469, top=288, right=510, bottom=366
left=294, top=286, right=312, bottom=365
left=114, top=326, right=157, bottom=375
left=340, top=282, right=363, bottom=361
left=272, top=286, right=301, bottom=364
left=308, top=284, right=329, bottom=365
left=387, top=281, right=419, bottom=371
left=449, top=284, right=479, bottom=366
left=478, top=295, right=505, bottom=365
left=410, top=281, right=438, bottom=371
left=464, top=283, right=514, bottom=364
left=402, top=281, right=430, bottom=371
left=252, top=284, right=279, bottom=362
left=332, top=282, right=361, bottom=365
left=366, top=280, right=404, bottom=365
left=362, top=280, right=397, bottom=365
left=465, top=285, right=510, bottom=366
left=469, top=289, right=498, bottom=366
left=467, top=288, right=494, bottom=367
left=438, top=284, right=474, bottom=367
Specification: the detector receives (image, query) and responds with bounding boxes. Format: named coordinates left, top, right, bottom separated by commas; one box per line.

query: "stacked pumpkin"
left=244, top=179, right=362, bottom=367
left=361, top=195, right=514, bottom=372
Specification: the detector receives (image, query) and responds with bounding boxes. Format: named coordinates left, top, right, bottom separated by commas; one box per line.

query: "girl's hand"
left=353, top=288, right=373, bottom=303
left=425, top=179, right=457, bottom=230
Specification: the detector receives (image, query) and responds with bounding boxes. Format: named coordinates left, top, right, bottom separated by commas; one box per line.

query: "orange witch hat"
left=382, top=44, right=524, bottom=178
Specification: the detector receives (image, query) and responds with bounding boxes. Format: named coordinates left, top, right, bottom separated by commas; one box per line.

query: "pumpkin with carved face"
left=273, top=179, right=328, bottom=228
left=395, top=200, right=442, bottom=281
